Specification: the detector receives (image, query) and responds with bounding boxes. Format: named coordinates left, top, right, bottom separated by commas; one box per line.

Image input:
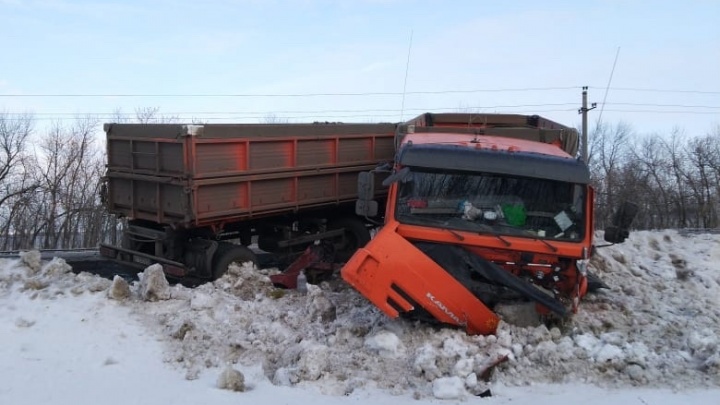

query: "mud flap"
left=414, top=242, right=567, bottom=317
left=341, top=225, right=500, bottom=335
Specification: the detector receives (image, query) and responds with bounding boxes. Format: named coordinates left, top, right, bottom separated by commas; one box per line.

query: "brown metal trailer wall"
left=105, top=123, right=396, bottom=228
left=403, top=113, right=580, bottom=156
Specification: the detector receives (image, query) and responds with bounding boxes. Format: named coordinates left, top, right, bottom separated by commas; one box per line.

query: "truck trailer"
left=100, top=122, right=396, bottom=279
left=100, top=113, right=635, bottom=334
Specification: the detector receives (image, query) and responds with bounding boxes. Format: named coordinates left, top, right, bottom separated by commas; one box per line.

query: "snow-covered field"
left=1, top=230, right=719, bottom=404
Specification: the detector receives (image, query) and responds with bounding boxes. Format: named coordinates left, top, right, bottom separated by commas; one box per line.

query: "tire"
left=328, top=217, right=371, bottom=263
left=211, top=243, right=258, bottom=280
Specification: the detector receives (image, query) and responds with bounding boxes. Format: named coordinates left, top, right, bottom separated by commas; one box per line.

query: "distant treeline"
left=589, top=122, right=720, bottom=230
left=0, top=111, right=718, bottom=250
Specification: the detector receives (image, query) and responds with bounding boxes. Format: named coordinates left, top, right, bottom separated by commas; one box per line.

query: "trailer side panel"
left=104, top=123, right=395, bottom=227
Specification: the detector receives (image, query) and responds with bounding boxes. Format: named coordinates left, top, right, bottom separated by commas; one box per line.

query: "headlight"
left=576, top=259, right=589, bottom=276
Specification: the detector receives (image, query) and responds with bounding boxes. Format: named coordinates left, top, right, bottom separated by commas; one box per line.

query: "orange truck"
left=100, top=114, right=635, bottom=335
left=342, top=113, right=636, bottom=335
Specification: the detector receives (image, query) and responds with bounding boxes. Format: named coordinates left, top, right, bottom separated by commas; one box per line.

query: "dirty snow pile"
left=2, top=229, right=720, bottom=401
left=499, top=230, right=720, bottom=388
left=5, top=251, right=112, bottom=298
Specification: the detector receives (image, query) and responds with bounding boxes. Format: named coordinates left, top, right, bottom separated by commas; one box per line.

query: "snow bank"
left=128, top=230, right=720, bottom=397
left=4, top=230, right=720, bottom=399
left=1, top=253, right=110, bottom=299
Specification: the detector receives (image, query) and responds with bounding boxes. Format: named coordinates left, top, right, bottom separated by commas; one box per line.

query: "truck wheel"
left=212, top=243, right=258, bottom=280
left=328, top=217, right=371, bottom=263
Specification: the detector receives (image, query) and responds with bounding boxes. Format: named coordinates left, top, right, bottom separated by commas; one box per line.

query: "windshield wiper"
left=477, top=229, right=512, bottom=247
left=494, top=234, right=512, bottom=247
left=400, top=216, right=466, bottom=241
left=537, top=238, right=558, bottom=252
left=477, top=225, right=558, bottom=252
left=444, top=228, right=465, bottom=241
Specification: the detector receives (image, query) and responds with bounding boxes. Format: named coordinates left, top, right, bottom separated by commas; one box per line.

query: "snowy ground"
left=1, top=230, right=719, bottom=404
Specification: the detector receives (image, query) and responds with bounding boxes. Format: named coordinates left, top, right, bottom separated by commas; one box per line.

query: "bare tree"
left=660, top=130, right=693, bottom=228
left=135, top=106, right=179, bottom=123
left=588, top=121, right=632, bottom=227
left=135, top=106, right=161, bottom=123
left=0, top=113, right=39, bottom=249
left=707, top=125, right=720, bottom=209
left=0, top=113, right=38, bottom=210
left=684, top=135, right=718, bottom=228
left=108, top=107, right=180, bottom=124
left=28, top=117, right=106, bottom=249
left=111, top=107, right=130, bottom=123
left=261, top=113, right=290, bottom=124
left=629, top=134, right=674, bottom=228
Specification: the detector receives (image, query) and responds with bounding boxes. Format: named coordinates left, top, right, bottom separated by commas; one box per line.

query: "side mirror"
left=357, top=171, right=375, bottom=200
left=356, top=172, right=378, bottom=217
left=604, top=201, right=639, bottom=243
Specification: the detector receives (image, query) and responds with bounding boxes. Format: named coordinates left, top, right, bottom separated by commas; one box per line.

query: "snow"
left=1, top=229, right=720, bottom=404
left=432, top=376, right=466, bottom=399
left=138, top=263, right=171, bottom=301
left=364, top=331, right=403, bottom=358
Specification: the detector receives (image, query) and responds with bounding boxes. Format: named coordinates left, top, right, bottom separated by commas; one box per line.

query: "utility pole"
left=578, top=86, right=596, bottom=162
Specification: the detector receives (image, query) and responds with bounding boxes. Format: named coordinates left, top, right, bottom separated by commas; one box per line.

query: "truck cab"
left=343, top=113, right=608, bottom=335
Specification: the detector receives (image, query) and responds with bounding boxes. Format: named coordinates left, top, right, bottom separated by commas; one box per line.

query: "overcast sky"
left=1, top=0, right=718, bottom=137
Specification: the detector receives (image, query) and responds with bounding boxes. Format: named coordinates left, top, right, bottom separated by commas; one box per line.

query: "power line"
left=0, top=86, right=581, bottom=98
left=600, top=109, right=719, bottom=114
left=596, top=46, right=621, bottom=126
left=589, top=86, right=720, bottom=95
left=11, top=109, right=584, bottom=122
left=4, top=102, right=717, bottom=119
left=606, top=102, right=720, bottom=109
left=1, top=103, right=580, bottom=117
left=399, top=29, right=413, bottom=120
left=2, top=86, right=718, bottom=98
left=9, top=108, right=717, bottom=122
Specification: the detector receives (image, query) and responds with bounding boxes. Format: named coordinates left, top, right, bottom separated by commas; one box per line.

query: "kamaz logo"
left=426, top=292, right=462, bottom=325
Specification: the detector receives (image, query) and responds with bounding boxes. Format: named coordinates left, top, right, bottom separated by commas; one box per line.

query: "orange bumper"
left=341, top=224, right=499, bottom=335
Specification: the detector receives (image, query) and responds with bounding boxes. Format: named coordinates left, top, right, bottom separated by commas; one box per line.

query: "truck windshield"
left=395, top=168, right=586, bottom=241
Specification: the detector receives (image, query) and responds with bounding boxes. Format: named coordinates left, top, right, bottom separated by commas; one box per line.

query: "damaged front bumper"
left=341, top=224, right=570, bottom=335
